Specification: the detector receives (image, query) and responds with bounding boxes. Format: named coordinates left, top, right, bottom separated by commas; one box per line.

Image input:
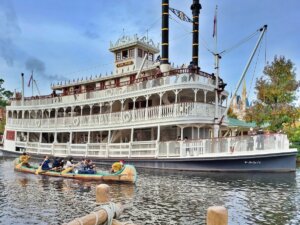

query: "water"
left=0, top=158, right=299, bottom=225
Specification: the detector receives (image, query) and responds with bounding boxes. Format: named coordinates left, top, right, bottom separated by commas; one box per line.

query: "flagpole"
left=32, top=70, right=34, bottom=97
left=213, top=5, right=220, bottom=138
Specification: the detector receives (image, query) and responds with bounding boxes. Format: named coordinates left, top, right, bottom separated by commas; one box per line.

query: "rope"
left=169, top=15, right=214, bottom=55
left=220, top=30, right=259, bottom=56
left=94, top=202, right=117, bottom=225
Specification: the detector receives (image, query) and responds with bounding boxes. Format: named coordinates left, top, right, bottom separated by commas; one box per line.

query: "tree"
left=0, top=78, right=13, bottom=107
left=227, top=107, right=238, bottom=119
left=0, top=117, right=5, bottom=135
left=245, top=56, right=300, bottom=131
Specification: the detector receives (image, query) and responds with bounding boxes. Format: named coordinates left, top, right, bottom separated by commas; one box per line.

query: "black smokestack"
left=191, top=0, right=201, bottom=67
left=161, top=0, right=169, bottom=65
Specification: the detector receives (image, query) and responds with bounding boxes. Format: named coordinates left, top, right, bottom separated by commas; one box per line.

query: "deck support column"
left=89, top=105, right=92, bottom=126
left=159, top=93, right=163, bottom=118
left=145, top=95, right=149, bottom=120
left=194, top=89, right=198, bottom=102
left=204, top=91, right=207, bottom=103
left=156, top=125, right=160, bottom=158
left=109, top=101, right=113, bottom=124
left=55, top=108, right=58, bottom=126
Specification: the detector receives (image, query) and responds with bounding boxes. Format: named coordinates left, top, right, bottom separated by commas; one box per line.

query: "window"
left=129, top=49, right=135, bottom=58
left=138, top=49, right=143, bottom=58
left=114, top=78, right=120, bottom=87
left=148, top=53, right=153, bottom=61
left=116, top=52, right=121, bottom=61
left=129, top=74, right=136, bottom=84
left=122, top=50, right=128, bottom=59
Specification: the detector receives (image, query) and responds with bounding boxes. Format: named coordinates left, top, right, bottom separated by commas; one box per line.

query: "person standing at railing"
left=256, top=129, right=264, bottom=150
left=184, top=137, right=190, bottom=156
left=188, top=61, right=196, bottom=81
left=247, top=128, right=255, bottom=151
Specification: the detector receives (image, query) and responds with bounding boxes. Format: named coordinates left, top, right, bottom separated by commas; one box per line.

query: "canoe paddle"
left=35, top=159, right=47, bottom=175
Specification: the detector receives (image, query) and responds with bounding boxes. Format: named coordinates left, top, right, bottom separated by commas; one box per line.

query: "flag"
left=213, top=5, right=218, bottom=37
left=28, top=75, right=33, bottom=87
left=169, top=7, right=193, bottom=23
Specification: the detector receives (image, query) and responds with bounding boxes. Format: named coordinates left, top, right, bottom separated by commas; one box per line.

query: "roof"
left=228, top=117, right=256, bottom=128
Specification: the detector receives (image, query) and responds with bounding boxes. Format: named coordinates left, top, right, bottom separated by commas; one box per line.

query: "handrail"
left=10, top=68, right=214, bottom=102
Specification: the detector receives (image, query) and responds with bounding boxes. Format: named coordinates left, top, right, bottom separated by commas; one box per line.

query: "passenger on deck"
left=19, top=152, right=31, bottom=167
left=110, top=160, right=125, bottom=173
left=188, top=61, right=196, bottom=81
left=41, top=156, right=51, bottom=171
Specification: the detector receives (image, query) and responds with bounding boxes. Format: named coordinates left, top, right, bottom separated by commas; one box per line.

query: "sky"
left=0, top=0, right=299, bottom=103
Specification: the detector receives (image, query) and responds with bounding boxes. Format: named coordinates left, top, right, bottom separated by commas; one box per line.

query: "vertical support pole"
left=21, top=73, right=24, bottom=106
left=207, top=206, right=228, bottom=225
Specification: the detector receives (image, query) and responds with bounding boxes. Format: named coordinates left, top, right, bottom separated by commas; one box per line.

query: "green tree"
left=245, top=56, right=300, bottom=131
left=0, top=78, right=13, bottom=107
left=227, top=107, right=238, bottom=119
left=0, top=117, right=5, bottom=135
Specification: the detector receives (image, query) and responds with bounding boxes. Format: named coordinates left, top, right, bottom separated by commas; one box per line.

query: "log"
left=206, top=206, right=228, bottom=225
left=65, top=184, right=135, bottom=225
left=96, top=184, right=110, bottom=204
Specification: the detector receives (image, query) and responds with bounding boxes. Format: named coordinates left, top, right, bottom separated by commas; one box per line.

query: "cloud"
left=0, top=0, right=21, bottom=66
left=83, top=23, right=100, bottom=40
left=25, top=57, right=45, bottom=74
left=25, top=57, right=67, bottom=81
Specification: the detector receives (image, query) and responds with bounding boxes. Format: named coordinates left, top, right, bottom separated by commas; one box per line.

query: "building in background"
left=231, top=80, right=250, bottom=120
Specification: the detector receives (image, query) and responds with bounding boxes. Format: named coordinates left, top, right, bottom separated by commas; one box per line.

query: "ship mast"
left=220, top=25, right=268, bottom=124
left=213, top=5, right=220, bottom=138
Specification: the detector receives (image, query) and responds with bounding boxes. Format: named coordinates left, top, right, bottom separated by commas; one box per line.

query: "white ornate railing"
left=17, top=134, right=290, bottom=158
left=10, top=72, right=216, bottom=107
left=7, top=102, right=225, bottom=129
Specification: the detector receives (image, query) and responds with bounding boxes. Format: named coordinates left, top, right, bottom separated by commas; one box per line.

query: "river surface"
left=0, top=157, right=299, bottom=225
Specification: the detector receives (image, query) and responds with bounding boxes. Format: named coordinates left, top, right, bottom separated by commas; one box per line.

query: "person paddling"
left=110, top=160, right=125, bottom=173
left=18, top=152, right=31, bottom=168
left=41, top=156, right=51, bottom=171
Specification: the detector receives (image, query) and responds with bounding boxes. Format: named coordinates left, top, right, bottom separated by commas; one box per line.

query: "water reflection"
left=0, top=158, right=299, bottom=225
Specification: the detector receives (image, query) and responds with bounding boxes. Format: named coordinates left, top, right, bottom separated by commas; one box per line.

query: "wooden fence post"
left=206, top=206, right=228, bottom=225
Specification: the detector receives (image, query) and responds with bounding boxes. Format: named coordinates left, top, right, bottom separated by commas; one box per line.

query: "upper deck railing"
left=10, top=69, right=217, bottom=107
left=7, top=102, right=226, bottom=129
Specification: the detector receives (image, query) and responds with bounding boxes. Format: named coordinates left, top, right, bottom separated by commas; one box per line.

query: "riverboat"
left=1, top=0, right=297, bottom=172
left=13, top=159, right=137, bottom=183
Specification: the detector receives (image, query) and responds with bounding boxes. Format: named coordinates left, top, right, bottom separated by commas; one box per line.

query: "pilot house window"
left=122, top=50, right=128, bottom=59
left=148, top=53, right=153, bottom=61
left=129, top=49, right=135, bottom=58
left=138, top=48, right=143, bottom=58
left=116, top=52, right=121, bottom=61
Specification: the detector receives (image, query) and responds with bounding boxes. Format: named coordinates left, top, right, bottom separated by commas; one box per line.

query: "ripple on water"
left=0, top=159, right=300, bottom=225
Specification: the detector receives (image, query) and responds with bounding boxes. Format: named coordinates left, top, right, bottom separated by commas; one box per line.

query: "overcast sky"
left=0, top=0, right=299, bottom=102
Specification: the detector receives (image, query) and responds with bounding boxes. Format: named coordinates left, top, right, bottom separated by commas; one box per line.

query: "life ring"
left=122, top=112, right=131, bottom=122
left=35, top=120, right=41, bottom=127
left=73, top=117, right=80, bottom=126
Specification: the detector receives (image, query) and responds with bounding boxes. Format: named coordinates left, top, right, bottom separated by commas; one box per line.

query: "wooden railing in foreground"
left=65, top=184, right=135, bottom=225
